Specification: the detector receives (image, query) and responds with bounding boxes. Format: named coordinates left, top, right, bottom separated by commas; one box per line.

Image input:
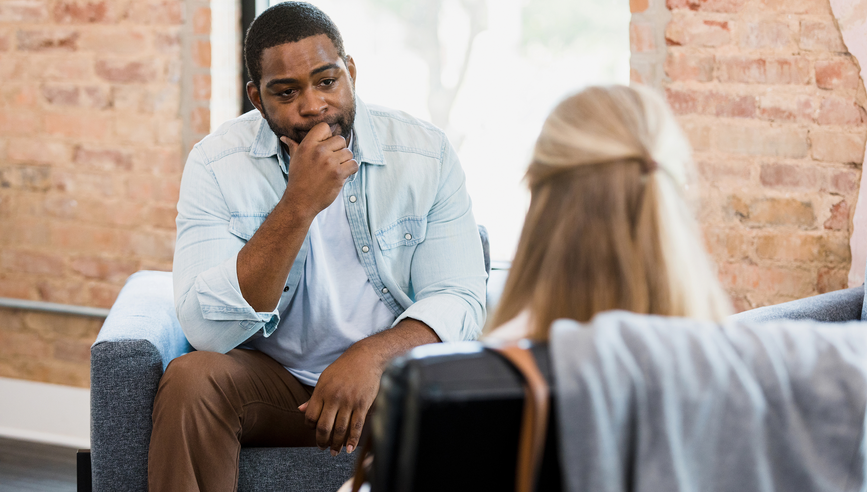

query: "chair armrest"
left=91, top=270, right=192, bottom=492
left=729, top=286, right=864, bottom=324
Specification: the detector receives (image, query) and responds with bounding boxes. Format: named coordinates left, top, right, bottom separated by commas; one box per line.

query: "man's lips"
left=295, top=124, right=340, bottom=142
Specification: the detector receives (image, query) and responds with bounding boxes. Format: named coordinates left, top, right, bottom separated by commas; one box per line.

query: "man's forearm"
left=237, top=199, right=314, bottom=312
left=351, top=318, right=441, bottom=369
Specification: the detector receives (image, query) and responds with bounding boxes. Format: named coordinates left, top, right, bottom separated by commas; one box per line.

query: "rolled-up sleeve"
left=391, top=139, right=487, bottom=342
left=172, top=147, right=279, bottom=353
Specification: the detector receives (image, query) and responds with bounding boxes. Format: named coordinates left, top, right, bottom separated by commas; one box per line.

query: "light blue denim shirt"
left=173, top=97, right=487, bottom=354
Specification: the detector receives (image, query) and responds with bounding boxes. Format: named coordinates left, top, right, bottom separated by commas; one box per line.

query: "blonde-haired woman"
left=488, top=84, right=731, bottom=341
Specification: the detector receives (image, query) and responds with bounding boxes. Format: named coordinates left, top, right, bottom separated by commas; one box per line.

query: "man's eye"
left=279, top=89, right=296, bottom=97
left=321, top=79, right=335, bottom=87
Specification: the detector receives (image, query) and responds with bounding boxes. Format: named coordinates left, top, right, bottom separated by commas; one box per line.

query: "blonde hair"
left=490, top=85, right=731, bottom=340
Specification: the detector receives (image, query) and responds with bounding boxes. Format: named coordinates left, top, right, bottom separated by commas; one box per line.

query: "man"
left=148, top=2, right=487, bottom=490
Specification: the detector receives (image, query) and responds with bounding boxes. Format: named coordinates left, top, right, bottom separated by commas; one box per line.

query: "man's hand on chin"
left=298, top=340, right=381, bottom=456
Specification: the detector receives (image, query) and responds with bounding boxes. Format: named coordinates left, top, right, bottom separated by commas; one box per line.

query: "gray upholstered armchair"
left=729, top=285, right=865, bottom=324
left=87, top=226, right=499, bottom=491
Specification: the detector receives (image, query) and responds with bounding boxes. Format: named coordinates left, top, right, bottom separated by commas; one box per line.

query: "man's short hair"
left=244, top=2, right=347, bottom=88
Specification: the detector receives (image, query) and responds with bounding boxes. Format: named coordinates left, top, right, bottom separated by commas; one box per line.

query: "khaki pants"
left=148, top=349, right=316, bottom=492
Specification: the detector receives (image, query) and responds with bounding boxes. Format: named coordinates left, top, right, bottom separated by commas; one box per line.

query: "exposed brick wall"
left=632, top=0, right=865, bottom=311
left=0, top=0, right=210, bottom=387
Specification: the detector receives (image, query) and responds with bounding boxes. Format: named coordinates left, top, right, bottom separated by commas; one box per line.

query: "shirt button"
left=349, top=195, right=357, bottom=203
left=404, top=233, right=412, bottom=240
left=362, top=246, right=369, bottom=253
left=283, top=286, right=289, bottom=292
left=381, top=287, right=389, bottom=294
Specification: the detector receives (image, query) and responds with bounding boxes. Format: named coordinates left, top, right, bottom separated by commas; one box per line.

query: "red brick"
left=0, top=164, right=51, bottom=190
left=717, top=56, right=811, bottom=85
left=0, top=278, right=35, bottom=298
left=0, top=330, right=51, bottom=360
left=704, top=228, right=750, bottom=259
left=147, top=205, right=177, bottom=229
left=192, top=73, right=210, bottom=101
left=665, top=52, right=714, bottom=82
left=155, top=29, right=180, bottom=53
left=133, top=147, right=182, bottom=175
left=800, top=20, right=846, bottom=52
left=665, top=14, right=731, bottom=47
left=0, top=32, right=9, bottom=51
left=89, top=283, right=120, bottom=308
left=715, top=124, right=808, bottom=157
left=79, top=28, right=147, bottom=54
left=817, top=97, right=866, bottom=126
left=70, top=256, right=137, bottom=282
left=7, top=138, right=70, bottom=164
left=53, top=0, right=114, bottom=23
left=761, top=0, right=830, bottom=14
left=42, top=55, right=92, bottom=80
left=156, top=118, right=182, bottom=145
left=16, top=30, right=79, bottom=51
left=739, top=21, right=792, bottom=50
left=115, top=113, right=156, bottom=144
left=73, top=146, right=132, bottom=172
left=739, top=197, right=816, bottom=228
left=757, top=93, right=813, bottom=123
left=830, top=170, right=860, bottom=194
left=193, top=7, right=210, bottom=35
left=42, top=196, right=78, bottom=219
left=630, top=20, right=655, bottom=53
left=41, top=84, right=78, bottom=106
left=36, top=279, right=89, bottom=305
left=128, top=230, right=175, bottom=260
left=755, top=233, right=848, bottom=262
left=666, top=88, right=755, bottom=118
left=760, top=163, right=817, bottom=189
left=718, top=262, right=814, bottom=298
left=1, top=250, right=65, bottom=275
left=50, top=222, right=127, bottom=255
left=679, top=119, right=713, bottom=151
left=810, top=130, right=867, bottom=163
left=52, top=338, right=91, bottom=363
left=192, top=39, right=210, bottom=68
left=815, top=58, right=861, bottom=90
left=0, top=1, right=48, bottom=22
left=824, top=200, right=849, bottom=230
left=127, top=0, right=183, bottom=25
left=126, top=174, right=180, bottom=203
left=78, top=198, right=143, bottom=227
left=1, top=84, right=39, bottom=106
left=697, top=160, right=751, bottom=181
left=666, top=0, right=747, bottom=12
left=0, top=111, right=41, bottom=136
left=53, top=171, right=116, bottom=197
left=191, top=106, right=209, bottom=134
left=95, top=59, right=159, bottom=83
left=44, top=112, right=112, bottom=140
left=817, top=267, right=848, bottom=293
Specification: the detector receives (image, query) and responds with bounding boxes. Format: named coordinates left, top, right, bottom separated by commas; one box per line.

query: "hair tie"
left=642, top=158, right=658, bottom=174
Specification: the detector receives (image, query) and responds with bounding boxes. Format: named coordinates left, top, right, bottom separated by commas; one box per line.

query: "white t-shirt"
left=246, top=138, right=397, bottom=386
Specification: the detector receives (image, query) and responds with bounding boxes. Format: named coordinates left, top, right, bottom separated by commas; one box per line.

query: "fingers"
left=314, top=403, right=338, bottom=450
left=308, top=121, right=334, bottom=142
left=330, top=408, right=352, bottom=456
left=280, top=136, right=299, bottom=158
left=298, top=401, right=308, bottom=412
left=303, top=396, right=323, bottom=430
left=345, top=410, right=366, bottom=454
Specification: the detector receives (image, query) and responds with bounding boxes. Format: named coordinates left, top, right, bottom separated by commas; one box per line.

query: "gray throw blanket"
left=550, top=311, right=867, bottom=492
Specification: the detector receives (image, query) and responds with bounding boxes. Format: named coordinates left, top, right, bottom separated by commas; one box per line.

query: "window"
left=227, top=0, right=630, bottom=261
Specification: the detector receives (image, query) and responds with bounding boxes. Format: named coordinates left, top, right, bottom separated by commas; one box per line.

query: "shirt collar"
left=248, top=96, right=386, bottom=173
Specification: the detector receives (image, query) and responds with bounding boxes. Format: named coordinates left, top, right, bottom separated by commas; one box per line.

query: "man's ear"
left=246, top=81, right=264, bottom=113
left=345, top=56, right=357, bottom=86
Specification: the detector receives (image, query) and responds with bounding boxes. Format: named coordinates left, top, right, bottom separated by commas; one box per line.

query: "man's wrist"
left=275, top=194, right=318, bottom=226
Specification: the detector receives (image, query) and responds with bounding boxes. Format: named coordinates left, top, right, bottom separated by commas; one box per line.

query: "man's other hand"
left=280, top=121, right=358, bottom=220
left=298, top=342, right=380, bottom=456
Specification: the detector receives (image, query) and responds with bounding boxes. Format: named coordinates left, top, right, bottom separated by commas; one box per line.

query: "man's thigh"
left=157, top=348, right=317, bottom=447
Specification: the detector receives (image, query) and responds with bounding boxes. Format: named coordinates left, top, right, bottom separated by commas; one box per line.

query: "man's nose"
left=298, top=89, right=327, bottom=116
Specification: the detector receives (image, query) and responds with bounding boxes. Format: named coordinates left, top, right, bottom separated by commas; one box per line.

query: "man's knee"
left=154, top=351, right=239, bottom=415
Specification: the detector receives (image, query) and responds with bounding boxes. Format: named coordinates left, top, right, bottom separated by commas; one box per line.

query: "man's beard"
left=262, top=99, right=356, bottom=147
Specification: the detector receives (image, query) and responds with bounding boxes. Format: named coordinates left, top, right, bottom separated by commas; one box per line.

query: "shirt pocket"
left=228, top=213, right=269, bottom=241
left=375, top=215, right=427, bottom=252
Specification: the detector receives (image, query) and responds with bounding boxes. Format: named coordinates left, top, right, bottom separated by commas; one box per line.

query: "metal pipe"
left=0, top=297, right=110, bottom=318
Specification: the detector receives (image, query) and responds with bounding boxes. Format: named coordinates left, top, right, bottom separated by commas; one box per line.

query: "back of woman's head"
left=491, top=85, right=731, bottom=339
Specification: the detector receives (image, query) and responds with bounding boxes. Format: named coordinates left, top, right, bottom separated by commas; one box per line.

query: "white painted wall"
left=0, top=376, right=90, bottom=449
